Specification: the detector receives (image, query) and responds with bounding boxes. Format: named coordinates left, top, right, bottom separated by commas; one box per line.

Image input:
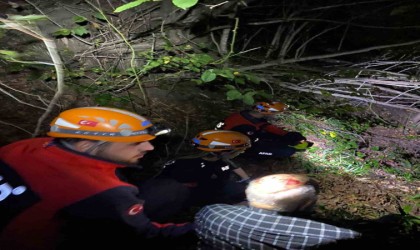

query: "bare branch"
left=0, top=120, right=33, bottom=135
left=276, top=80, right=419, bottom=112
left=0, top=17, right=65, bottom=137
left=239, top=39, right=420, bottom=71
left=0, top=86, right=47, bottom=110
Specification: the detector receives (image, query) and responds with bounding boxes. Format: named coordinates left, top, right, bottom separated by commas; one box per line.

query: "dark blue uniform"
left=155, top=157, right=247, bottom=206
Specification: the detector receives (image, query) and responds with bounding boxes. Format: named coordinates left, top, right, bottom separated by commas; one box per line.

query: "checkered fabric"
left=195, top=204, right=361, bottom=250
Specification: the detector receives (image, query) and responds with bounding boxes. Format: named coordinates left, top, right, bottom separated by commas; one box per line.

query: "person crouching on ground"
left=0, top=107, right=194, bottom=249
left=153, top=130, right=252, bottom=208
left=217, top=101, right=313, bottom=161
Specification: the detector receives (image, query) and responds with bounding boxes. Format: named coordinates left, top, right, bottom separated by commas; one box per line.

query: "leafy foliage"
left=273, top=106, right=418, bottom=181
left=172, top=0, right=199, bottom=10
left=51, top=15, right=90, bottom=38
left=114, top=0, right=151, bottom=13
left=114, top=0, right=198, bottom=13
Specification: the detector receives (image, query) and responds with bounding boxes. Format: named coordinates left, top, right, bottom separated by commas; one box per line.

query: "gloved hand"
left=289, top=140, right=314, bottom=150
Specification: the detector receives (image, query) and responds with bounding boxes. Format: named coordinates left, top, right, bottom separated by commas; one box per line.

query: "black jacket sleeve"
left=58, top=185, right=194, bottom=247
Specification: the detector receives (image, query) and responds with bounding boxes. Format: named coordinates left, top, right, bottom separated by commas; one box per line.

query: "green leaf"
left=245, top=73, right=261, bottom=84
left=73, top=16, right=88, bottom=24
left=234, top=77, right=245, bottom=84
left=356, top=152, right=365, bottom=158
left=224, top=84, right=236, bottom=90
left=201, top=70, right=217, bottom=82
left=141, top=60, right=162, bottom=72
left=190, top=53, right=214, bottom=65
left=94, top=12, right=107, bottom=21
left=114, top=0, right=151, bottom=13
left=347, top=141, right=358, bottom=149
left=410, top=194, right=420, bottom=201
left=402, top=205, right=412, bottom=214
left=148, top=60, right=161, bottom=68
left=216, top=69, right=235, bottom=80
left=191, top=79, right=203, bottom=85
left=189, top=67, right=201, bottom=73
left=172, top=0, right=198, bottom=10
left=226, top=89, right=243, bottom=100
left=52, top=28, right=72, bottom=37
left=243, top=91, right=256, bottom=105
left=71, top=26, right=89, bottom=37
left=180, top=58, right=190, bottom=64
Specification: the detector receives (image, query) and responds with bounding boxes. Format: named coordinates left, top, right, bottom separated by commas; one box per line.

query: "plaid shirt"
left=195, top=204, right=361, bottom=250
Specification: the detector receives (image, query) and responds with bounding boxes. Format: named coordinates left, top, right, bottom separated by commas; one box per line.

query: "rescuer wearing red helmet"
left=0, top=107, right=194, bottom=249
left=153, top=130, right=252, bottom=207
left=216, top=101, right=313, bottom=160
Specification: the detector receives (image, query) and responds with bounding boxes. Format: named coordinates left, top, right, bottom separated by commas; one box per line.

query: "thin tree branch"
left=239, top=39, right=420, bottom=71
left=0, top=120, right=33, bottom=135
left=0, top=17, right=65, bottom=137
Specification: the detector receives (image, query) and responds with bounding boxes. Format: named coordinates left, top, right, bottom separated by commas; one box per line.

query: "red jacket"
left=0, top=138, right=192, bottom=249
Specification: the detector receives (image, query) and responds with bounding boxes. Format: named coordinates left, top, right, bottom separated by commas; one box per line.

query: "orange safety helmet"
left=47, top=107, right=158, bottom=142
left=192, top=130, right=251, bottom=152
left=253, top=101, right=288, bottom=114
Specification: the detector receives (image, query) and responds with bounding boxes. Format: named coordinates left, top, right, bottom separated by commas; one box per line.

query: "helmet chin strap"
left=203, top=152, right=223, bottom=161
left=84, top=141, right=109, bottom=154
left=59, top=140, right=78, bottom=151
left=220, top=150, right=241, bottom=162
left=222, top=157, right=240, bottom=169
left=59, top=140, right=109, bottom=155
left=207, top=152, right=221, bottom=158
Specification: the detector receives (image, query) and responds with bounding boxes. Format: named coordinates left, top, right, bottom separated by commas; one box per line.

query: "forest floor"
left=231, top=122, right=420, bottom=249
left=235, top=153, right=420, bottom=249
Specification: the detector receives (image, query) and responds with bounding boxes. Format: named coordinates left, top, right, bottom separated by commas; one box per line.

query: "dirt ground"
left=233, top=152, right=419, bottom=249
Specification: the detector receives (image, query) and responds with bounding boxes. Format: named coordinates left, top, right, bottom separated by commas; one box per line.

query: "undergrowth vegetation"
left=272, top=102, right=419, bottom=181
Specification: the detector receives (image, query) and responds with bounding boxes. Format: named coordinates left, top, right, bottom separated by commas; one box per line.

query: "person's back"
left=0, top=137, right=136, bottom=248
left=218, top=101, right=313, bottom=160
left=0, top=107, right=194, bottom=249
left=158, top=157, right=232, bottom=184
left=194, top=174, right=361, bottom=249
left=154, top=130, right=252, bottom=206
